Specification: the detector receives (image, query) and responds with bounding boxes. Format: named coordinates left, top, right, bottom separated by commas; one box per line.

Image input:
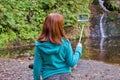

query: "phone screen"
left=78, top=14, right=89, bottom=21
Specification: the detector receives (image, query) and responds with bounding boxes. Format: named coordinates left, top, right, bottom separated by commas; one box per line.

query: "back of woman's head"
left=38, top=13, right=67, bottom=44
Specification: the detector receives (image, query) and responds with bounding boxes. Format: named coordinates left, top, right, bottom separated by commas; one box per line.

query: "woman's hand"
left=77, top=43, right=82, bottom=47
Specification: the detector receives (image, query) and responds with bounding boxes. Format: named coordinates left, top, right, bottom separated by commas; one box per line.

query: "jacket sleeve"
left=33, top=46, right=42, bottom=80
left=65, top=41, right=82, bottom=67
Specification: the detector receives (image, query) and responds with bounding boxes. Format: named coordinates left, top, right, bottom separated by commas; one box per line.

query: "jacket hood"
left=35, top=40, right=61, bottom=55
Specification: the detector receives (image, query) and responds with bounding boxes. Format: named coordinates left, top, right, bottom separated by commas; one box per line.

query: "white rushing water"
left=99, top=0, right=109, bottom=38
left=99, top=13, right=107, bottom=38
left=99, top=0, right=108, bottom=58
left=99, top=13, right=107, bottom=59
left=98, top=0, right=110, bottom=12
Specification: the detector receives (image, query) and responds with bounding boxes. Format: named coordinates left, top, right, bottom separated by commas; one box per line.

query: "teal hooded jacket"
left=33, top=38, right=82, bottom=80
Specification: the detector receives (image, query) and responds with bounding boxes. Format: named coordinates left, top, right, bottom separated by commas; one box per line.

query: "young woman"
left=33, top=13, right=82, bottom=80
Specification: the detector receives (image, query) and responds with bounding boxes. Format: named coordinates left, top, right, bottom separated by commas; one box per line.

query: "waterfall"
left=99, top=13, right=106, bottom=59
left=99, top=13, right=107, bottom=38
left=98, top=0, right=110, bottom=12
left=99, top=13, right=107, bottom=59
left=98, top=0, right=109, bottom=59
left=99, top=0, right=109, bottom=38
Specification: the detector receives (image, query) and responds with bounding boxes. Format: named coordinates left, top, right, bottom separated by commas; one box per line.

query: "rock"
left=28, top=56, right=34, bottom=60
left=103, top=0, right=120, bottom=12
left=28, top=63, right=33, bottom=69
left=13, top=54, right=20, bottom=59
left=23, top=53, right=30, bottom=57
left=0, top=58, right=120, bottom=80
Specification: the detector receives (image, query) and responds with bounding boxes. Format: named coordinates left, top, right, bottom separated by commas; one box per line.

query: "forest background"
left=0, top=0, right=92, bottom=49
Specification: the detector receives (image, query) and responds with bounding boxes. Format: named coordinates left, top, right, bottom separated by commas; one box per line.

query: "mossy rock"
left=103, top=0, right=120, bottom=12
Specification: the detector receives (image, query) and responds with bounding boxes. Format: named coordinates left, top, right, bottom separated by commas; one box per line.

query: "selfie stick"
left=79, top=25, right=84, bottom=43
left=78, top=14, right=89, bottom=43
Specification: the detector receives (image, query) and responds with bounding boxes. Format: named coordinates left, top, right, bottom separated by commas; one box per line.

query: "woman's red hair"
left=38, top=13, right=67, bottom=44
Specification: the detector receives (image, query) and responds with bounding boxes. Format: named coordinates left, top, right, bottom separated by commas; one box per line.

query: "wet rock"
left=103, top=0, right=120, bottom=12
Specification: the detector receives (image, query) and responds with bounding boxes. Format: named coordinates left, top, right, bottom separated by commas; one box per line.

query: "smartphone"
left=78, top=14, right=89, bottom=22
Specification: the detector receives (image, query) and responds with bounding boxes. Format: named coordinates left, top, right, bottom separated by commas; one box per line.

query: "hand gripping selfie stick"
left=78, top=14, right=89, bottom=42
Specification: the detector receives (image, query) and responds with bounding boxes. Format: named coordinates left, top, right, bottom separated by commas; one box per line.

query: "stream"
left=0, top=37, right=120, bottom=66
left=80, top=37, right=120, bottom=65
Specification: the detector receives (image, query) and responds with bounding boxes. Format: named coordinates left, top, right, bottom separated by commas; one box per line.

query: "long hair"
left=38, top=13, right=67, bottom=44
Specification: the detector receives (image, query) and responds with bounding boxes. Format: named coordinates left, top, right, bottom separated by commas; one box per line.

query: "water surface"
left=0, top=37, right=120, bottom=65
left=72, top=37, right=120, bottom=65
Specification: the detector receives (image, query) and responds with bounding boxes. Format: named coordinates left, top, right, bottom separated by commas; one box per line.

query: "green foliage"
left=106, top=0, right=119, bottom=10
left=0, top=0, right=92, bottom=49
left=104, top=0, right=120, bottom=12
